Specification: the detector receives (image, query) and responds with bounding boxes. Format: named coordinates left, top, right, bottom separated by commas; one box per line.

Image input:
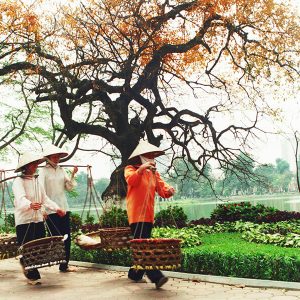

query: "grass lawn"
left=200, top=232, right=300, bottom=257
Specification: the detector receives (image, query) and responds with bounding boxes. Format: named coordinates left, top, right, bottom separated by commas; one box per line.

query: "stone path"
left=0, top=259, right=300, bottom=299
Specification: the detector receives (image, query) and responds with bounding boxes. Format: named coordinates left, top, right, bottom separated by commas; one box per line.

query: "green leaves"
left=152, top=227, right=202, bottom=248
left=241, top=220, right=300, bottom=248
left=99, top=206, right=128, bottom=228
left=155, top=205, right=188, bottom=228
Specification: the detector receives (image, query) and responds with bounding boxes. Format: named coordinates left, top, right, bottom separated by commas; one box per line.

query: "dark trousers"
left=46, top=212, right=70, bottom=271
left=16, top=222, right=46, bottom=280
left=128, top=222, right=164, bottom=283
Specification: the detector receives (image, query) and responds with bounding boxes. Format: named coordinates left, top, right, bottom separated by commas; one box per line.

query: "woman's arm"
left=64, top=167, right=77, bottom=191
left=12, top=178, right=31, bottom=211
left=155, top=172, right=175, bottom=198
left=125, top=165, right=142, bottom=186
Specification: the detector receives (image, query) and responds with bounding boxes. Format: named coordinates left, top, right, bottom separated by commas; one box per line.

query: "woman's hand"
left=30, top=203, right=42, bottom=210
left=138, top=162, right=156, bottom=174
left=167, top=187, right=175, bottom=197
left=43, top=212, right=48, bottom=220
left=71, top=166, right=78, bottom=178
left=56, top=208, right=66, bottom=217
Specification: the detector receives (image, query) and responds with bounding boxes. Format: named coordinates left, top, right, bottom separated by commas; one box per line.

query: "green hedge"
left=71, top=245, right=132, bottom=266
left=183, top=248, right=300, bottom=281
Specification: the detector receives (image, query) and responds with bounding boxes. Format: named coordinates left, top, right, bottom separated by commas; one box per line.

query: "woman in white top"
left=39, top=145, right=78, bottom=272
left=12, top=152, right=65, bottom=285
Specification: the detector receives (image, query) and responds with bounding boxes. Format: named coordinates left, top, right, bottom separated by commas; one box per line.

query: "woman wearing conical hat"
left=39, top=145, right=78, bottom=272
left=12, top=151, right=66, bottom=285
left=125, top=140, right=175, bottom=289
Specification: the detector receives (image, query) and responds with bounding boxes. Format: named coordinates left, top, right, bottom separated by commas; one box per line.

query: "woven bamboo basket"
left=19, top=236, right=66, bottom=271
left=0, top=234, right=18, bottom=260
left=130, top=238, right=182, bottom=270
left=98, top=227, right=132, bottom=250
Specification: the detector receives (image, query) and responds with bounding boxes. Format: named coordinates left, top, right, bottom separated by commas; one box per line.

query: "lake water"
left=164, top=193, right=300, bottom=221
left=2, top=193, right=299, bottom=224
left=70, top=192, right=300, bottom=222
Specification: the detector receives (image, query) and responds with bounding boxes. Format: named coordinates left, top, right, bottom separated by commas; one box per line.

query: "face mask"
left=140, top=155, right=155, bottom=164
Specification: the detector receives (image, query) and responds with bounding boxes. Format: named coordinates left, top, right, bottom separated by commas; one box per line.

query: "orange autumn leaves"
left=0, top=0, right=299, bottom=82
left=0, top=1, right=40, bottom=37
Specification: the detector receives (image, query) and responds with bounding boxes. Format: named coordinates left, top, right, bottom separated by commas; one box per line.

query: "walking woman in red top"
left=125, top=140, right=175, bottom=289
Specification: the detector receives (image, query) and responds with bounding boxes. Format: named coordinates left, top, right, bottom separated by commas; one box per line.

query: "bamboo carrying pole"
left=0, top=164, right=90, bottom=183
left=0, top=175, right=20, bottom=184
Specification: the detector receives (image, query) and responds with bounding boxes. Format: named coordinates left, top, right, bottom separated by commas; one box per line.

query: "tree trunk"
left=294, top=132, right=300, bottom=193
left=101, top=163, right=127, bottom=201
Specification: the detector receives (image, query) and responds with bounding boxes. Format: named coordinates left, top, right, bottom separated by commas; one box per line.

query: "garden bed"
left=68, top=203, right=300, bottom=282
left=70, top=232, right=300, bottom=282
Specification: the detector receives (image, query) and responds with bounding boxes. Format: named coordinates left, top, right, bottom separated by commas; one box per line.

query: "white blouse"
left=39, top=165, right=76, bottom=213
left=12, top=176, right=59, bottom=226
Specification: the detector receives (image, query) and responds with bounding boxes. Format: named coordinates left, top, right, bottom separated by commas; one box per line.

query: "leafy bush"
left=188, top=218, right=216, bottom=226
left=209, top=201, right=300, bottom=223
left=261, top=210, right=300, bottom=223
left=71, top=244, right=132, bottom=266
left=81, top=223, right=102, bottom=233
left=183, top=247, right=300, bottom=281
left=99, top=206, right=128, bottom=228
left=80, top=207, right=128, bottom=233
left=70, top=212, right=83, bottom=233
left=189, top=220, right=300, bottom=249
left=152, top=227, right=202, bottom=248
left=0, top=213, right=16, bottom=233
left=154, top=205, right=188, bottom=228
left=241, top=221, right=300, bottom=248
left=1, top=213, right=15, bottom=232
left=85, top=214, right=95, bottom=225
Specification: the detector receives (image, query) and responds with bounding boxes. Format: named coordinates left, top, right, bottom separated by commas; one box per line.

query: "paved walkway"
left=0, top=259, right=300, bottom=300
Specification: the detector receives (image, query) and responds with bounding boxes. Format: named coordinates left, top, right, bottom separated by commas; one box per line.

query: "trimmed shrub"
left=188, top=218, right=216, bottom=226
left=210, top=202, right=300, bottom=223
left=98, top=206, right=128, bottom=228
left=71, top=244, right=132, bottom=266
left=70, top=212, right=83, bottom=233
left=155, top=205, right=188, bottom=228
left=182, top=248, right=300, bottom=281
left=81, top=206, right=128, bottom=233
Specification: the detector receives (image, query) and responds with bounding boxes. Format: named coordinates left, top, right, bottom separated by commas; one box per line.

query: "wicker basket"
left=0, top=234, right=18, bottom=260
left=19, top=236, right=66, bottom=271
left=130, top=238, right=182, bottom=270
left=98, top=227, right=132, bottom=250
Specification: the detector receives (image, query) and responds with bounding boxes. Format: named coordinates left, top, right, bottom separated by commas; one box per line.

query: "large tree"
left=0, top=0, right=299, bottom=199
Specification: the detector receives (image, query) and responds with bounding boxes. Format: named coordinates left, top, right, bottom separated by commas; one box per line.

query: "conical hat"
left=15, top=152, right=45, bottom=173
left=128, top=140, right=165, bottom=160
left=42, top=144, right=68, bottom=158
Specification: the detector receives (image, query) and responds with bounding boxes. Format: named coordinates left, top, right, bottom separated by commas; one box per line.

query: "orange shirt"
left=125, top=165, right=173, bottom=224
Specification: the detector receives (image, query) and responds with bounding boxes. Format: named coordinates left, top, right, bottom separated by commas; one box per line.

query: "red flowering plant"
left=209, top=202, right=300, bottom=223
